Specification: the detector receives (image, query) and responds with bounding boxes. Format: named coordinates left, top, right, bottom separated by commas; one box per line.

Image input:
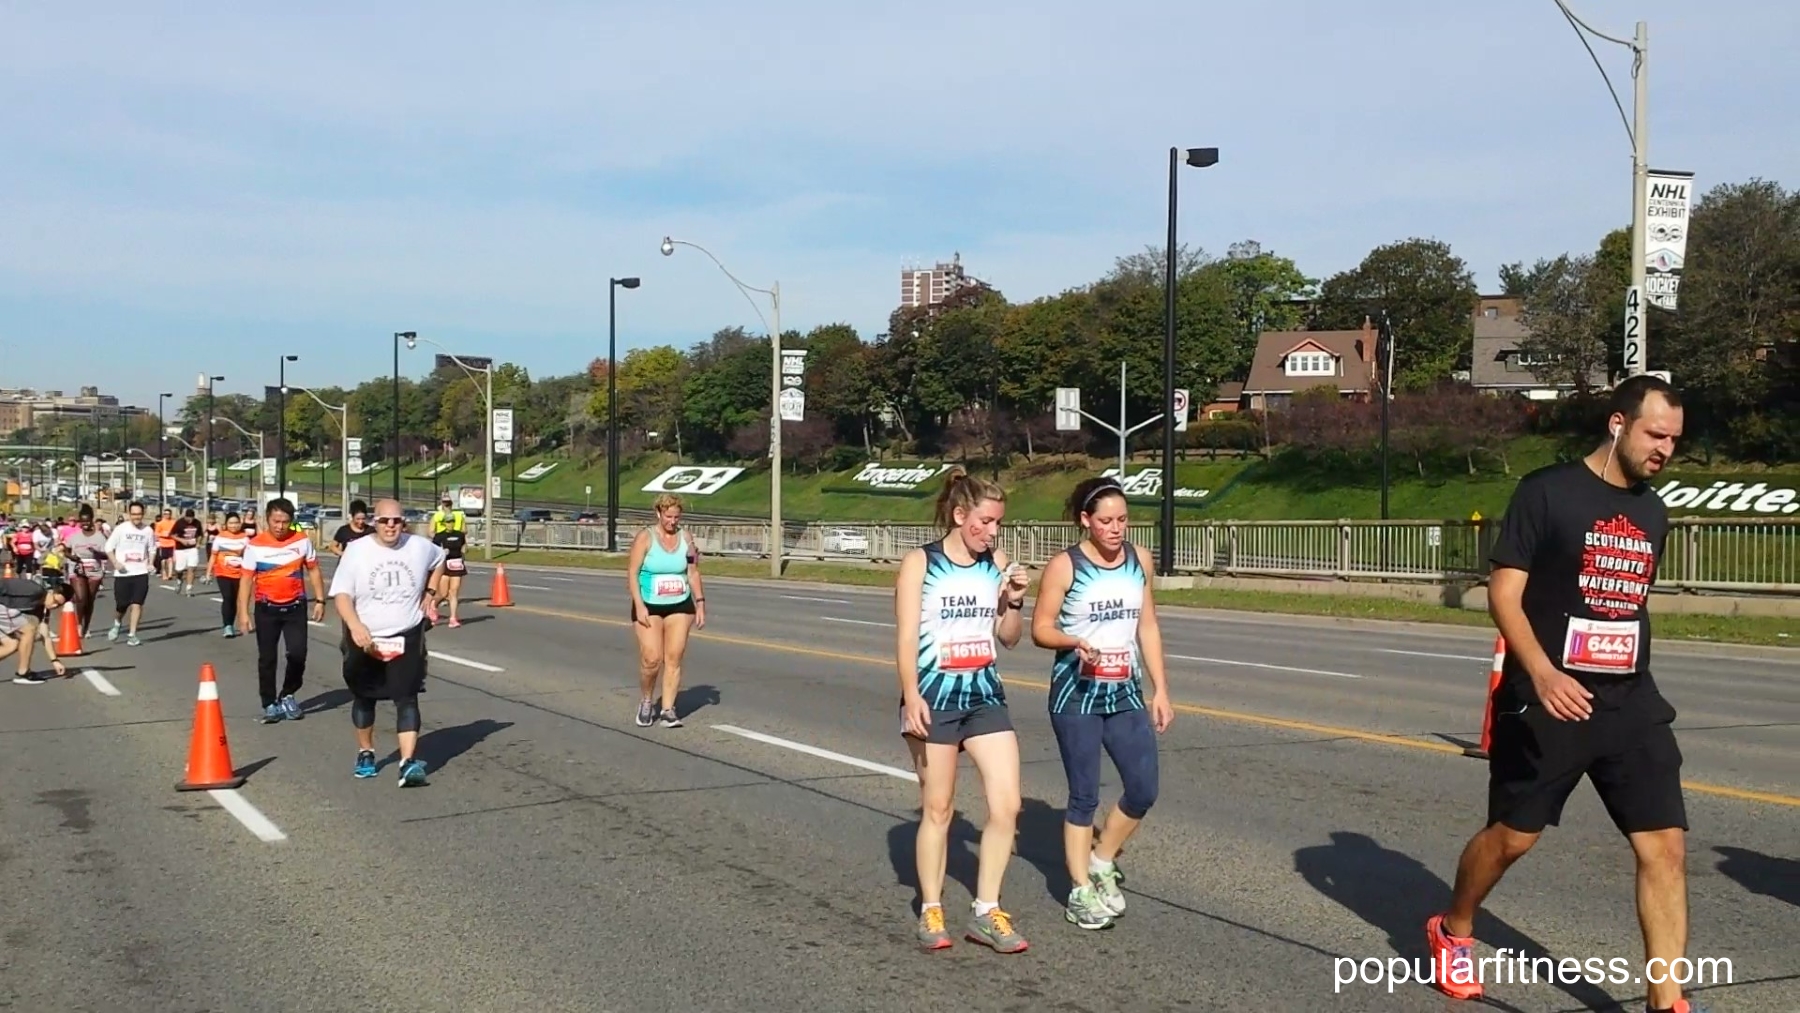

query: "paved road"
left=1, top=564, right=1794, bottom=1012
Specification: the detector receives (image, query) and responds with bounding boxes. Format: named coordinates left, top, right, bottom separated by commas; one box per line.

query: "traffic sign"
left=1055, top=388, right=1081, bottom=431
left=1173, top=389, right=1190, bottom=432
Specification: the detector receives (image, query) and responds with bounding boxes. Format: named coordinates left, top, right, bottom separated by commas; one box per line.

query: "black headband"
left=1082, top=479, right=1124, bottom=511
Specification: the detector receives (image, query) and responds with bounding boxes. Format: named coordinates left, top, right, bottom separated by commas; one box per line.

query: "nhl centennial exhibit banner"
left=1643, top=169, right=1695, bottom=311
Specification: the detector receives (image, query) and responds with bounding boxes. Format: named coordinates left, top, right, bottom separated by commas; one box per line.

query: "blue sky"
left=3, top=1, right=1794, bottom=410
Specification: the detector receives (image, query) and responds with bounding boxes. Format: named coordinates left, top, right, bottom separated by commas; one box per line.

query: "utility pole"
left=1627, top=19, right=1649, bottom=376
left=1053, top=363, right=1180, bottom=482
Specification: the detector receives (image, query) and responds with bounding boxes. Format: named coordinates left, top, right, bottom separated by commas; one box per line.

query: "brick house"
left=1237, top=319, right=1380, bottom=411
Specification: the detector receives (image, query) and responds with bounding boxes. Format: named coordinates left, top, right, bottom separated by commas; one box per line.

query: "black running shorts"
left=1485, top=676, right=1688, bottom=836
left=902, top=702, right=1014, bottom=747
left=114, top=573, right=151, bottom=609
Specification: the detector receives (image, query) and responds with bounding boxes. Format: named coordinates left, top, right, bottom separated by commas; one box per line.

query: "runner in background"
left=330, top=498, right=445, bottom=786
left=153, top=508, right=177, bottom=581
left=210, top=512, right=249, bottom=637
left=330, top=500, right=372, bottom=556
left=237, top=498, right=326, bottom=723
left=626, top=494, right=705, bottom=728
left=201, top=512, right=220, bottom=585
left=10, top=522, right=37, bottom=575
left=170, top=507, right=203, bottom=596
left=430, top=511, right=468, bottom=628
left=61, top=507, right=110, bottom=638
left=1031, top=476, right=1173, bottom=931
left=1427, top=375, right=1696, bottom=1013
left=894, top=467, right=1031, bottom=954
left=104, top=501, right=156, bottom=646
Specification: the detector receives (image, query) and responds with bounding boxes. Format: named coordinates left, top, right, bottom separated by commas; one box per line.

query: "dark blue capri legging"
left=1049, top=707, right=1161, bottom=827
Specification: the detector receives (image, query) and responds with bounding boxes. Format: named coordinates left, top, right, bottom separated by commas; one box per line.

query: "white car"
left=822, top=527, right=869, bottom=554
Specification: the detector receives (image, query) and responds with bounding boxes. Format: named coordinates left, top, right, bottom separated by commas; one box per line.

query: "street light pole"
left=393, top=332, right=414, bottom=499
left=608, top=277, right=641, bottom=553
left=660, top=236, right=783, bottom=577
left=157, top=392, right=171, bottom=513
left=404, top=335, right=493, bottom=560
left=1159, top=146, right=1219, bottom=578
left=286, top=385, right=351, bottom=522
left=275, top=355, right=298, bottom=500
left=204, top=375, right=223, bottom=519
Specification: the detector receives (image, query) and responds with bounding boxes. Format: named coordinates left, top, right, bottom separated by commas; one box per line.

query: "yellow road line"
left=509, top=603, right=1800, bottom=809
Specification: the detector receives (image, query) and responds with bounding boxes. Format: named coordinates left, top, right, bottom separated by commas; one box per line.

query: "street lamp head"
left=616, top=277, right=642, bottom=289
left=405, top=334, right=417, bottom=350
left=279, top=386, right=290, bottom=395
left=284, top=354, right=299, bottom=362
left=1184, top=147, right=1220, bottom=168
left=659, top=237, right=675, bottom=257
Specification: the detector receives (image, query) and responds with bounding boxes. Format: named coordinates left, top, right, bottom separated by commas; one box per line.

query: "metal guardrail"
left=412, top=516, right=1798, bottom=594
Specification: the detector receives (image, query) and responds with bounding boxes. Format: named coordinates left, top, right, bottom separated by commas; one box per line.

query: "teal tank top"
left=1049, top=542, right=1147, bottom=715
left=637, top=530, right=693, bottom=605
left=912, top=540, right=1007, bottom=712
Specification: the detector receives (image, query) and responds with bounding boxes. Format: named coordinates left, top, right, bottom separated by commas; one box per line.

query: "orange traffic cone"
left=57, top=601, right=83, bottom=656
left=176, top=663, right=247, bottom=791
left=487, top=564, right=513, bottom=607
left=1468, top=635, right=1506, bottom=760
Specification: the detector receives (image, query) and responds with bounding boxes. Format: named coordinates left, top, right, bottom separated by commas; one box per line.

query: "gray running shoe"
left=634, top=699, right=656, bottom=727
left=916, top=905, right=952, bottom=950
left=1064, top=884, right=1115, bottom=930
left=1091, top=861, right=1126, bottom=916
left=966, top=908, right=1028, bottom=953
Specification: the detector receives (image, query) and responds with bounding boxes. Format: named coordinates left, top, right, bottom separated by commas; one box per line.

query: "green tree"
left=1313, top=238, right=1479, bottom=389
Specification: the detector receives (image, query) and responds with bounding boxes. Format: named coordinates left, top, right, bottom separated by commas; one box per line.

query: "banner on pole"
left=1643, top=169, right=1695, bottom=312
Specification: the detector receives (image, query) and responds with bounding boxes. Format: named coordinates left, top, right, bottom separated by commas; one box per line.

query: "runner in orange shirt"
left=210, top=512, right=250, bottom=637
left=236, top=498, right=326, bottom=723
left=154, top=509, right=178, bottom=581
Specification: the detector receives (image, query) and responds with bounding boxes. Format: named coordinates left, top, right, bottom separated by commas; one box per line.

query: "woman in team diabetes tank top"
left=1030, top=477, right=1174, bottom=932
left=894, top=467, right=1033, bottom=955
left=626, top=494, right=706, bottom=730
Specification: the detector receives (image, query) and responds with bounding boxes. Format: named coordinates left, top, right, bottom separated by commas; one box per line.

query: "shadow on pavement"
left=1714, top=846, right=1800, bottom=908
left=403, top=718, right=515, bottom=771
left=235, top=755, right=277, bottom=780
left=675, top=684, right=720, bottom=718
left=1293, top=830, right=1623, bottom=1012
left=887, top=815, right=981, bottom=914
left=301, top=688, right=352, bottom=715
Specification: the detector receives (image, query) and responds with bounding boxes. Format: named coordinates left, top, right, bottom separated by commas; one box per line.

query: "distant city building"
left=0, top=385, right=140, bottom=434
left=900, top=253, right=970, bottom=310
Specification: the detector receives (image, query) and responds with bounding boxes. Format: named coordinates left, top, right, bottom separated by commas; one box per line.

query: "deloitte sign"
left=1656, top=479, right=1798, bottom=515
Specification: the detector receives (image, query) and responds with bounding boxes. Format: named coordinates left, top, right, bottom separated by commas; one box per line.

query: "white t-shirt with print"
left=104, top=522, right=158, bottom=577
left=327, top=532, right=446, bottom=637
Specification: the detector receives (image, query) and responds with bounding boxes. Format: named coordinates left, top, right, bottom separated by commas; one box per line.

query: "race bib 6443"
left=1562, top=618, right=1640, bottom=675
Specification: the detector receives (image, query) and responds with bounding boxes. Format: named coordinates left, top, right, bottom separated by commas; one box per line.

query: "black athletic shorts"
left=631, top=597, right=695, bottom=621
left=901, top=702, right=1014, bottom=747
left=1485, top=674, right=1687, bottom=836
left=113, top=573, right=151, bottom=609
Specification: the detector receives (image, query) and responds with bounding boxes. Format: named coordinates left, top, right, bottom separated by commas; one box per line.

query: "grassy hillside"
left=257, top=437, right=1800, bottom=522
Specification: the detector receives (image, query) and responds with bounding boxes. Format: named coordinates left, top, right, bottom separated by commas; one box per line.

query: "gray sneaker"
left=916, top=905, right=952, bottom=951
left=1090, top=861, right=1126, bottom=916
left=1064, top=884, right=1115, bottom=930
left=966, top=908, right=1028, bottom=953
left=634, top=699, right=656, bottom=727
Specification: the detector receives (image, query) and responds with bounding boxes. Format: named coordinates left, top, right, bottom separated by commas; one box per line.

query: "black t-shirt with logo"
left=435, top=528, right=467, bottom=567
left=171, top=517, right=202, bottom=548
left=334, top=523, right=373, bottom=550
left=1490, top=461, right=1669, bottom=707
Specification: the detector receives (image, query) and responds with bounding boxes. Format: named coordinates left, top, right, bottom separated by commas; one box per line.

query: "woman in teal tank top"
left=626, top=494, right=706, bottom=730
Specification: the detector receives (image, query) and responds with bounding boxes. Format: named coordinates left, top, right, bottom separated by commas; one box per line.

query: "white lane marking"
left=83, top=669, right=122, bottom=696
left=1377, top=649, right=1488, bottom=662
left=428, top=650, right=504, bottom=673
left=207, top=789, right=288, bottom=842
left=820, top=616, right=893, bottom=628
left=544, top=575, right=579, bottom=582
left=510, top=583, right=555, bottom=591
left=160, top=583, right=178, bottom=591
left=1168, top=654, right=1362, bottom=679
left=307, top=620, right=327, bottom=627
left=714, top=724, right=918, bottom=782
left=784, top=594, right=851, bottom=604
left=209, top=596, right=224, bottom=603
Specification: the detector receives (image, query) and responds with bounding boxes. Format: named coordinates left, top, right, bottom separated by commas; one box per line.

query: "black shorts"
left=342, top=621, right=429, bottom=701
left=1485, top=675, right=1687, bottom=836
left=442, top=557, right=468, bottom=579
left=631, top=598, right=695, bottom=621
left=902, top=702, right=1015, bottom=747
left=114, top=573, right=151, bottom=609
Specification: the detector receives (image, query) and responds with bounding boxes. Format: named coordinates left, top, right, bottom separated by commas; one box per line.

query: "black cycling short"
left=1485, top=674, right=1687, bottom=836
left=113, top=574, right=152, bottom=609
left=630, top=597, right=695, bottom=622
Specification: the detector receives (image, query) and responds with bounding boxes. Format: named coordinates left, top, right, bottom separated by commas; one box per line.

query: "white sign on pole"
left=781, top=350, right=807, bottom=376
left=1643, top=169, right=1695, bottom=312
left=1622, top=286, right=1644, bottom=376
left=346, top=437, right=363, bottom=455
left=347, top=456, right=363, bottom=474
left=1173, top=389, right=1190, bottom=432
left=1055, top=388, right=1081, bottom=431
left=778, top=388, right=805, bottom=422
left=491, top=408, right=515, bottom=442
left=490, top=475, right=502, bottom=497
left=781, top=374, right=803, bottom=389
left=260, top=458, right=276, bottom=487
left=494, top=439, right=513, bottom=455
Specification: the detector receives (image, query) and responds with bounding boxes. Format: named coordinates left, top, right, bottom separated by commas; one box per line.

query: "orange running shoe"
left=1425, top=914, right=1483, bottom=1000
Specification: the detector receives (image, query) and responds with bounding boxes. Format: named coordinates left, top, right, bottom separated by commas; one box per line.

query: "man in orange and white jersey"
left=236, top=498, right=326, bottom=723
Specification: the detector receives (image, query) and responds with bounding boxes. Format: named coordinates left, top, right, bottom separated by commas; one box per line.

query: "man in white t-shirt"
left=329, top=498, right=447, bottom=787
left=103, top=501, right=158, bottom=646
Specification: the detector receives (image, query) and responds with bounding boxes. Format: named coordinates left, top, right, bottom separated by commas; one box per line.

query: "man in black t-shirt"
left=1426, top=376, right=1694, bottom=1012
left=170, top=509, right=204, bottom=596
left=332, top=500, right=373, bottom=556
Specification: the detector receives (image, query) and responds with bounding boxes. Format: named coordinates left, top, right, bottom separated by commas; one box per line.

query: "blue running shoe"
left=222, top=624, right=236, bottom=638
left=354, top=750, right=378, bottom=779
left=280, top=695, right=303, bottom=721
left=261, top=703, right=285, bottom=724
left=397, top=758, right=428, bottom=787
